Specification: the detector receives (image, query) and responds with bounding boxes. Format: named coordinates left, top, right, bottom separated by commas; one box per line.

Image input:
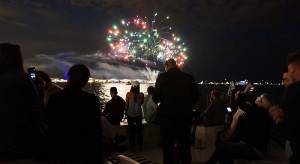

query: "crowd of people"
left=1, top=42, right=300, bottom=164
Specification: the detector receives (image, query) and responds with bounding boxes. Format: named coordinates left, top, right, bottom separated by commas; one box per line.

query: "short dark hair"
left=147, top=86, right=155, bottom=95
left=0, top=43, right=24, bottom=74
left=110, top=87, right=118, bottom=94
left=37, top=71, right=51, bottom=88
left=288, top=50, right=300, bottom=66
left=67, top=64, right=90, bottom=88
left=164, top=58, right=177, bottom=67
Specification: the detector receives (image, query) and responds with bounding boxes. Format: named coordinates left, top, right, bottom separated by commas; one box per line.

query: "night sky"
left=1, top=0, right=300, bottom=81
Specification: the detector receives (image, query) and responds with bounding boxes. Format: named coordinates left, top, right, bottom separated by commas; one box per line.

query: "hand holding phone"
left=27, top=67, right=37, bottom=80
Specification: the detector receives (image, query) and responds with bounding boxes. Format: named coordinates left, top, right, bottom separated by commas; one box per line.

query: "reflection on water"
left=101, top=83, right=153, bottom=102
left=57, top=82, right=284, bottom=111
left=56, top=82, right=154, bottom=107
left=83, top=82, right=153, bottom=109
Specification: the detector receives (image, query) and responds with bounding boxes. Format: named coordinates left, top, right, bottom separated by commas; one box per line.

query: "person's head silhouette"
left=0, top=43, right=24, bottom=75
left=110, top=87, right=118, bottom=97
left=67, top=64, right=90, bottom=89
left=37, top=71, right=52, bottom=89
left=164, top=58, right=177, bottom=72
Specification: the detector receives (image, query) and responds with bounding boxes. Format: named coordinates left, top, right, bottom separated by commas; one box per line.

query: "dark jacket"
left=103, top=95, right=126, bottom=125
left=46, top=87, right=102, bottom=162
left=283, top=81, right=300, bottom=152
left=153, top=68, right=198, bottom=124
left=0, top=71, right=37, bottom=159
left=235, top=105, right=272, bottom=152
left=204, top=99, right=226, bottom=126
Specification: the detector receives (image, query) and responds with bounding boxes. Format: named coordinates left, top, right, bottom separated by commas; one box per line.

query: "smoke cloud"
left=24, top=52, right=161, bottom=80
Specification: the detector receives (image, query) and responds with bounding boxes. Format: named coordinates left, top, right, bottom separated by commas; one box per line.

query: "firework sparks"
left=106, top=13, right=189, bottom=67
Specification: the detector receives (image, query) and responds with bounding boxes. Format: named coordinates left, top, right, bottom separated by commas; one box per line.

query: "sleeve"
left=93, top=95, right=102, bottom=136
left=204, top=102, right=214, bottom=124
left=153, top=74, right=162, bottom=103
left=93, top=96, right=104, bottom=162
left=234, top=113, right=248, bottom=140
left=94, top=96, right=102, bottom=126
left=142, top=95, right=148, bottom=113
left=125, top=92, right=130, bottom=111
left=102, top=101, right=109, bottom=116
left=149, top=98, right=158, bottom=112
left=24, top=76, right=39, bottom=110
left=121, top=98, right=126, bottom=114
left=46, top=93, right=59, bottom=131
left=141, top=93, right=144, bottom=104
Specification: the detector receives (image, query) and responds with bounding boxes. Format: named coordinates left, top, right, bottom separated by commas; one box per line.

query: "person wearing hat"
left=125, top=81, right=144, bottom=151
left=153, top=58, right=199, bottom=164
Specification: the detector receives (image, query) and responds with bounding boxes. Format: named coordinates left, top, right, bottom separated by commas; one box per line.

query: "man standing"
left=103, top=87, right=126, bottom=125
left=46, top=64, right=102, bottom=163
left=153, top=59, right=198, bottom=164
left=284, top=51, right=300, bottom=164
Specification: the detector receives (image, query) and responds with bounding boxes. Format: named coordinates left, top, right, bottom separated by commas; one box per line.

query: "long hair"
left=0, top=43, right=24, bottom=75
left=131, top=86, right=140, bottom=102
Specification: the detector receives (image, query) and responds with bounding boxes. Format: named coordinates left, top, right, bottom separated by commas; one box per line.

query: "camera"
left=27, top=67, right=37, bottom=80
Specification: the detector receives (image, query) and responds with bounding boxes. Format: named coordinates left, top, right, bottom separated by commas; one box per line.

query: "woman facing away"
left=125, top=81, right=144, bottom=151
left=0, top=43, right=38, bottom=160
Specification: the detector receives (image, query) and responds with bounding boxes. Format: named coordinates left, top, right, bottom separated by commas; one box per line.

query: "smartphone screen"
left=239, top=80, right=247, bottom=86
left=227, top=107, right=232, bottom=112
left=28, top=67, right=37, bottom=80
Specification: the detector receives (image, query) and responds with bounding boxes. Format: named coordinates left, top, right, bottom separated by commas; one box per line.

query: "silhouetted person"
left=36, top=71, right=62, bottom=106
left=46, top=64, right=103, bottom=163
left=126, top=81, right=144, bottom=151
left=153, top=59, right=198, bottom=164
left=143, top=86, right=158, bottom=124
left=0, top=43, right=38, bottom=160
left=207, top=92, right=272, bottom=164
left=204, top=90, right=226, bottom=126
left=103, top=87, right=125, bottom=125
left=283, top=51, right=300, bottom=164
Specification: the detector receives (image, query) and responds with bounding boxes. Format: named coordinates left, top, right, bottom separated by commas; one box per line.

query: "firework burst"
left=106, top=13, right=188, bottom=67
